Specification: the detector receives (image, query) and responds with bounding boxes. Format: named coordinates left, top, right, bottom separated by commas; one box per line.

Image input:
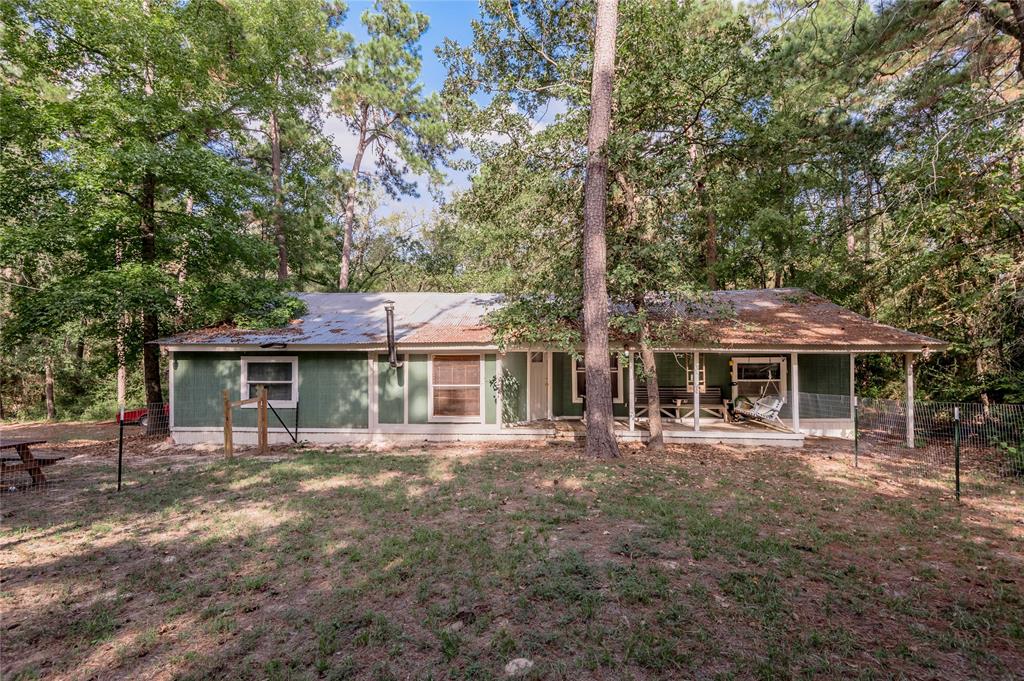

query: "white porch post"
left=790, top=352, right=800, bottom=433
left=546, top=351, right=553, bottom=421
left=692, top=351, right=701, bottom=432
left=628, top=351, right=635, bottom=431
left=905, top=352, right=915, bottom=448
left=496, top=354, right=504, bottom=430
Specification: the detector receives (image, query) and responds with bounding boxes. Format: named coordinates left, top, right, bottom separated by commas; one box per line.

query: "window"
left=430, top=355, right=481, bottom=420
left=240, top=356, right=298, bottom=408
left=732, top=356, right=786, bottom=401
left=683, top=355, right=707, bottom=393
left=572, top=355, right=623, bottom=404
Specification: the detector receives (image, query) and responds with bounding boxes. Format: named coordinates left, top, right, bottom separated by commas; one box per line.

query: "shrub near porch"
left=1, top=441, right=1021, bottom=680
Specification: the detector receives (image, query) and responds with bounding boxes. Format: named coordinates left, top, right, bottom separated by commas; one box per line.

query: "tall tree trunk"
left=115, top=239, right=127, bottom=409
left=688, top=144, right=717, bottom=288
left=638, top=318, right=663, bottom=452
left=140, top=171, right=164, bottom=421
left=339, top=107, right=370, bottom=290
left=270, top=109, right=288, bottom=282
left=176, top=194, right=192, bottom=324
left=140, top=0, right=164, bottom=431
left=44, top=357, right=56, bottom=420
left=581, top=0, right=620, bottom=459
left=842, top=166, right=855, bottom=255
left=117, top=332, right=127, bottom=409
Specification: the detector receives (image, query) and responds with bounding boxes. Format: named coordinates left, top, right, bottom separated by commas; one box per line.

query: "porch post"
left=849, top=353, right=856, bottom=421
left=628, top=350, right=635, bottom=431
left=790, top=352, right=800, bottom=433
left=692, top=351, right=701, bottom=432
left=496, top=354, right=504, bottom=430
left=905, top=352, right=915, bottom=448
left=546, top=351, right=553, bottom=421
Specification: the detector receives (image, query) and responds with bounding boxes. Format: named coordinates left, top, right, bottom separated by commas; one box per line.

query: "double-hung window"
left=240, top=356, right=298, bottom=408
left=430, top=355, right=481, bottom=421
left=571, top=355, right=623, bottom=403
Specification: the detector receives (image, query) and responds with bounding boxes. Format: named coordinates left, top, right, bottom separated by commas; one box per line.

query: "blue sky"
left=325, top=1, right=482, bottom=219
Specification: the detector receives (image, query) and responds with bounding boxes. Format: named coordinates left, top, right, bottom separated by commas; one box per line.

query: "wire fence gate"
left=853, top=398, right=1023, bottom=502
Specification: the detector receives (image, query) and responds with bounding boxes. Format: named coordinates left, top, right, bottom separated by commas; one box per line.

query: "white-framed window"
left=731, top=356, right=787, bottom=401
left=428, top=354, right=483, bottom=422
left=240, top=356, right=298, bottom=408
left=571, top=355, right=623, bottom=404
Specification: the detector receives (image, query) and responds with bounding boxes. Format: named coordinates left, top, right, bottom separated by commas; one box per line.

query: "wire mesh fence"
left=0, top=403, right=173, bottom=497
left=854, top=398, right=1023, bottom=501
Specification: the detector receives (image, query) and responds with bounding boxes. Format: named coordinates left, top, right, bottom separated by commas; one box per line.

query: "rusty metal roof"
left=158, top=289, right=946, bottom=352
left=159, top=292, right=503, bottom=347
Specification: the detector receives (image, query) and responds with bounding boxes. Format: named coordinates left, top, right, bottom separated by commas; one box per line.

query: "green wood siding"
left=172, top=351, right=368, bottom=429
left=407, top=354, right=429, bottom=424
left=484, top=354, right=497, bottom=424
left=377, top=354, right=405, bottom=424
left=502, top=352, right=528, bottom=422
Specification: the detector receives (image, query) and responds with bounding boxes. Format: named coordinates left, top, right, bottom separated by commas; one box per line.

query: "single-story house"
left=158, top=289, right=946, bottom=448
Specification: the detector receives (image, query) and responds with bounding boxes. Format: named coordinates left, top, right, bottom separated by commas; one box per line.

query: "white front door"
left=528, top=352, right=547, bottom=421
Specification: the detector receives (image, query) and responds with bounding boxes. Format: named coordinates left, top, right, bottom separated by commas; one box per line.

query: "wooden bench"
left=634, top=386, right=728, bottom=421
left=0, top=439, right=65, bottom=488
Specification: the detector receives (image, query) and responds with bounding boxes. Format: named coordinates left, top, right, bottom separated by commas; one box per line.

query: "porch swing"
left=732, top=363, right=787, bottom=430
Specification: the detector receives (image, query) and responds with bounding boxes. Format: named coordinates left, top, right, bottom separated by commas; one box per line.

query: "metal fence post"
left=853, top=396, right=859, bottom=468
left=954, top=405, right=961, bottom=502
left=117, top=406, right=124, bottom=492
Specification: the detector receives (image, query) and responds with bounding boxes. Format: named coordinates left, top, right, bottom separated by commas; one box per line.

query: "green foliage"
left=439, top=0, right=1024, bottom=402
left=233, top=294, right=308, bottom=330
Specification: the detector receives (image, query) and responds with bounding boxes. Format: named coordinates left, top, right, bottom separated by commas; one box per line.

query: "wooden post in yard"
left=222, top=389, right=233, bottom=459
left=258, top=386, right=269, bottom=453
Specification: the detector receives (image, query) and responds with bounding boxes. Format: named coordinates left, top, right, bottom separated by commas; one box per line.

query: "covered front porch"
left=498, top=348, right=897, bottom=447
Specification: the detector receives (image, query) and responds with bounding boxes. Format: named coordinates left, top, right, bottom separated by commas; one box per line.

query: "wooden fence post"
left=258, top=386, right=268, bottom=453
left=222, top=389, right=233, bottom=459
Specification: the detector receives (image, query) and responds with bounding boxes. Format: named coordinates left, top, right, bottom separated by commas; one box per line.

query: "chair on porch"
left=732, top=394, right=787, bottom=430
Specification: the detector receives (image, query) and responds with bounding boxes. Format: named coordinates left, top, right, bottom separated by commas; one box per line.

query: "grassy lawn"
left=1, top=439, right=1021, bottom=680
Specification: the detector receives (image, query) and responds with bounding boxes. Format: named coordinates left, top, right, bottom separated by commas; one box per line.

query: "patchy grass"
left=0, top=437, right=1021, bottom=680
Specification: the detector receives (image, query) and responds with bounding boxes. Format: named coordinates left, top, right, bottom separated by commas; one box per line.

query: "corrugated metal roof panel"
left=157, top=289, right=946, bottom=351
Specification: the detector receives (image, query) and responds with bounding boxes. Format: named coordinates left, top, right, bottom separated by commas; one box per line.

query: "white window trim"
left=731, top=356, right=787, bottom=401
left=427, top=354, right=485, bottom=423
left=571, top=355, right=624, bottom=404
left=240, top=356, right=298, bottom=409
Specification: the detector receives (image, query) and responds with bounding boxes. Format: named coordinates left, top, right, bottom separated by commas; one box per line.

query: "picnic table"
left=0, top=438, right=65, bottom=487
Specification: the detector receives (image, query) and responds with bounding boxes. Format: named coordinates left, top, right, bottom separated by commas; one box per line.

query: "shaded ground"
left=0, top=419, right=121, bottom=444
left=0, top=431, right=1021, bottom=680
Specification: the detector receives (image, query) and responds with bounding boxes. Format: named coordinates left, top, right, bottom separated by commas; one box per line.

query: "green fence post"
left=954, top=405, right=961, bottom=503
left=853, top=396, right=859, bottom=468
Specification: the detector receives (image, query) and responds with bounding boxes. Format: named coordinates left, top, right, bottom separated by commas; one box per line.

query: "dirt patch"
left=1, top=419, right=121, bottom=444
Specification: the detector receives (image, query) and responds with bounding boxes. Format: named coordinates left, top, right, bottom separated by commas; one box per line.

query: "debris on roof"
left=158, top=289, right=946, bottom=351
